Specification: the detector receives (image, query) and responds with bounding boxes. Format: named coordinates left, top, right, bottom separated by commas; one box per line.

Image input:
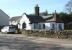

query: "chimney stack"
left=54, top=10, right=57, bottom=20
left=35, top=4, right=39, bottom=16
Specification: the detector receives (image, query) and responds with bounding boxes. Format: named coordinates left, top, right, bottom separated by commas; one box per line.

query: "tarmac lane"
left=0, top=34, right=71, bottom=50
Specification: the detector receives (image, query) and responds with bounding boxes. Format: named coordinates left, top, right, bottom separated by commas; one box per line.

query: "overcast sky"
left=0, top=0, right=69, bottom=17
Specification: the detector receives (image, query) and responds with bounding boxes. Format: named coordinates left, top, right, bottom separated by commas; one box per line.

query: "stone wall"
left=21, top=30, right=72, bottom=39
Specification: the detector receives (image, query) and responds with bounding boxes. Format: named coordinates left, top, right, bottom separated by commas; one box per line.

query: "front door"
left=22, top=23, right=26, bottom=29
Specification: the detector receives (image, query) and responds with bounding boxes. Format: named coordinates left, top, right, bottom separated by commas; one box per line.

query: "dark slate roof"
left=41, top=13, right=63, bottom=23
left=10, top=13, right=63, bottom=23
left=26, top=15, right=45, bottom=23
left=39, top=12, right=48, bottom=16
left=45, top=17, right=55, bottom=22
left=29, top=11, right=48, bottom=16
left=10, top=16, right=22, bottom=22
left=42, top=15, right=53, bottom=19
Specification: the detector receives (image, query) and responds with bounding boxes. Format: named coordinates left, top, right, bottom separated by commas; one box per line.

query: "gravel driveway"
left=0, top=34, right=72, bottom=50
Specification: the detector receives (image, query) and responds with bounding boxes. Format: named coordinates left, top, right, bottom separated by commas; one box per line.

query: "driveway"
left=0, top=34, right=72, bottom=50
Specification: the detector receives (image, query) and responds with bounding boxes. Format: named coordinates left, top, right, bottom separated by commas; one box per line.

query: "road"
left=0, top=34, right=72, bottom=50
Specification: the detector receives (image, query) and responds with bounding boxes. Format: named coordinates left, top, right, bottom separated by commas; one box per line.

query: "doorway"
left=22, top=23, right=26, bottom=29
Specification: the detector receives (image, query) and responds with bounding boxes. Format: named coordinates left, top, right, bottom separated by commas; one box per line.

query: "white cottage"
left=10, top=13, right=44, bottom=30
left=10, top=4, right=64, bottom=31
left=42, top=12, right=64, bottom=31
left=0, top=9, right=9, bottom=27
left=10, top=12, right=64, bottom=31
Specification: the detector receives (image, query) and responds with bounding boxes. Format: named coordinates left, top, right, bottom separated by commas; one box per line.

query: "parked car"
left=1, top=25, right=16, bottom=33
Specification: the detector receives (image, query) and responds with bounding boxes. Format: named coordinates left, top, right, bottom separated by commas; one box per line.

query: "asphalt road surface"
left=0, top=34, right=72, bottom=50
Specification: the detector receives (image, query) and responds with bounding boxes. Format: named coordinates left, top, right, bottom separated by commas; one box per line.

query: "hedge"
left=21, top=30, right=72, bottom=39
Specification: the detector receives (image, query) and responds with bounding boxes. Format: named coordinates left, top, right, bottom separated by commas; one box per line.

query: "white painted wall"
left=56, top=23, right=64, bottom=31
left=19, top=14, right=31, bottom=30
left=45, top=23, right=51, bottom=30
left=43, top=22, right=64, bottom=31
left=50, top=22, right=56, bottom=30
left=30, top=23, right=44, bottom=30
left=29, top=22, right=64, bottom=31
left=31, top=24, right=34, bottom=29
left=50, top=22, right=64, bottom=31
left=10, top=14, right=32, bottom=30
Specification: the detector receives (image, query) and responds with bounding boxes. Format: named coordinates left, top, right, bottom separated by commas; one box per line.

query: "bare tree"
left=65, top=0, right=72, bottom=14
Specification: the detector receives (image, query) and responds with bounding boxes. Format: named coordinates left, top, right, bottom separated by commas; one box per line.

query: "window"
left=38, top=24, right=41, bottom=29
left=59, top=24, right=62, bottom=30
left=43, top=24, right=45, bottom=29
left=52, top=24, right=55, bottom=30
left=34, top=23, right=38, bottom=29
left=34, top=23, right=35, bottom=29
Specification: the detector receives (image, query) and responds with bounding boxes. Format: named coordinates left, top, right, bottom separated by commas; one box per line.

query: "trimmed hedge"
left=21, top=30, right=72, bottom=39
